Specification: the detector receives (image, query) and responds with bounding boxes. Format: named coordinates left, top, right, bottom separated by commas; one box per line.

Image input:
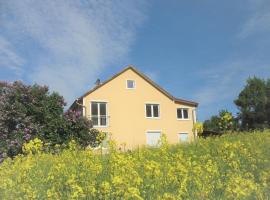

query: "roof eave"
left=174, top=98, right=199, bottom=107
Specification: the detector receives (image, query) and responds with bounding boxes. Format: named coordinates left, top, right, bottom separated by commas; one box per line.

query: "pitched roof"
left=72, top=65, right=198, bottom=108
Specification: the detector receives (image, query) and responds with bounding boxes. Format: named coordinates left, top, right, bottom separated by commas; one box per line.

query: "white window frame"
left=126, top=80, right=136, bottom=89
left=178, top=132, right=189, bottom=142
left=145, top=103, right=160, bottom=119
left=177, top=108, right=189, bottom=120
left=90, top=100, right=109, bottom=128
left=146, top=130, right=162, bottom=146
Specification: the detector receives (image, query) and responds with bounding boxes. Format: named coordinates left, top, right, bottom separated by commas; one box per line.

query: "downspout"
left=192, top=108, right=198, bottom=140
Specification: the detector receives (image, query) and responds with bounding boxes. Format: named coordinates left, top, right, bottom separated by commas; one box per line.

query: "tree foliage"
left=218, top=110, right=235, bottom=132
left=234, top=77, right=270, bottom=130
left=203, top=110, right=237, bottom=133
left=266, top=80, right=270, bottom=126
left=0, top=81, right=101, bottom=159
left=203, top=116, right=220, bottom=133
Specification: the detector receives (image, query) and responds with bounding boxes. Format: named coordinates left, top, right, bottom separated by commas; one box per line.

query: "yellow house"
left=71, top=66, right=198, bottom=149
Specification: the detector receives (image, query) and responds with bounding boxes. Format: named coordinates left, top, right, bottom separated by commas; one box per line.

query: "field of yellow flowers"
left=0, top=131, right=270, bottom=200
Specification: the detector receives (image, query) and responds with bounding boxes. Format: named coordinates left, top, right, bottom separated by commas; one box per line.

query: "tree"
left=203, top=110, right=237, bottom=134
left=203, top=116, right=221, bottom=133
left=234, top=77, right=268, bottom=130
left=218, top=110, right=235, bottom=132
left=266, top=80, right=270, bottom=127
left=0, top=81, right=101, bottom=159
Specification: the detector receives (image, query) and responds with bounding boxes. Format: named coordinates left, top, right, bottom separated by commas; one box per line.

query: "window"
left=146, top=104, right=160, bottom=118
left=146, top=131, right=161, bottom=146
left=91, top=102, right=108, bottom=127
left=178, top=133, right=188, bottom=142
left=177, top=108, right=189, bottom=119
left=127, top=80, right=135, bottom=89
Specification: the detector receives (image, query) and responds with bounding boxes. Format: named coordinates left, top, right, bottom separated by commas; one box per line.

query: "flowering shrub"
left=203, top=110, right=238, bottom=134
left=193, top=122, right=204, bottom=136
left=0, top=81, right=101, bottom=160
left=0, top=131, right=269, bottom=199
left=218, top=110, right=234, bottom=132
left=0, top=81, right=65, bottom=157
left=22, top=138, right=43, bottom=155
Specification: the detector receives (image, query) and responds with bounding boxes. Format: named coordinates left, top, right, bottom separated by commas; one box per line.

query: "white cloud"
left=0, top=0, right=147, bottom=104
left=0, top=36, right=24, bottom=75
left=195, top=61, right=246, bottom=105
left=239, top=12, right=270, bottom=39
left=194, top=60, right=270, bottom=119
left=194, top=0, right=270, bottom=120
left=238, top=0, right=270, bottom=39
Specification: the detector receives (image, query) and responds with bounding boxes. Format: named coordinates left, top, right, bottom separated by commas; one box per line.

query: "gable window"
left=126, top=80, right=135, bottom=89
left=91, top=102, right=108, bottom=127
left=146, top=104, right=160, bottom=118
left=177, top=108, right=189, bottom=119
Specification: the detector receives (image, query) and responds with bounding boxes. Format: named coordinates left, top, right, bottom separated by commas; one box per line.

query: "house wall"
left=83, top=68, right=197, bottom=149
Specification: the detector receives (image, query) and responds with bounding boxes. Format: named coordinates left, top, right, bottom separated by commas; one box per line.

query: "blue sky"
left=1, top=0, right=270, bottom=121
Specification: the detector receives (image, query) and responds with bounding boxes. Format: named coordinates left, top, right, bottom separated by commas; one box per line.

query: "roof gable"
left=75, top=65, right=198, bottom=107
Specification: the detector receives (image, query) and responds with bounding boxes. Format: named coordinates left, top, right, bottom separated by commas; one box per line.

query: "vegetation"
left=203, top=110, right=237, bottom=133
left=204, top=77, right=270, bottom=133
left=0, top=81, right=102, bottom=160
left=192, top=122, right=204, bottom=136
left=1, top=76, right=269, bottom=199
left=0, top=131, right=269, bottom=199
left=235, top=77, right=270, bottom=130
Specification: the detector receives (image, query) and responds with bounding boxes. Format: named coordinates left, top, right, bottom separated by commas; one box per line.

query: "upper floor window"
left=146, top=104, right=160, bottom=118
left=91, top=102, right=108, bottom=127
left=126, top=80, right=135, bottom=89
left=177, top=108, right=189, bottom=119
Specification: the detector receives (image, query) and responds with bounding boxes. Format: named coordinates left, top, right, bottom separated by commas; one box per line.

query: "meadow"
left=0, top=131, right=269, bottom=200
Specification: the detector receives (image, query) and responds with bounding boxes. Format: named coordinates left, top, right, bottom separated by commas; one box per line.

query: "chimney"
left=95, top=79, right=101, bottom=86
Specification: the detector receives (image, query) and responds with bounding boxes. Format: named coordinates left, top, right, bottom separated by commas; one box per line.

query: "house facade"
left=71, top=66, right=198, bottom=149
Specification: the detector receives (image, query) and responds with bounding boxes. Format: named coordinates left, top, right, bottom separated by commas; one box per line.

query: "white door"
left=178, top=133, right=188, bottom=142
left=146, top=131, right=161, bottom=146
